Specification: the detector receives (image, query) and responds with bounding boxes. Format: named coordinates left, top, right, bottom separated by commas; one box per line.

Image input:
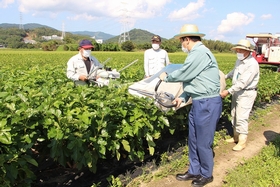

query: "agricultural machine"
left=246, top=33, right=280, bottom=72
left=86, top=59, right=138, bottom=87
left=128, top=64, right=226, bottom=111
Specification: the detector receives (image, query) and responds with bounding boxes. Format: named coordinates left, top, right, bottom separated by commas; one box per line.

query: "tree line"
left=0, top=27, right=234, bottom=53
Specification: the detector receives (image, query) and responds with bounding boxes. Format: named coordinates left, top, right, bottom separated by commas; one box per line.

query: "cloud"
left=217, top=12, right=255, bottom=34
left=67, top=13, right=99, bottom=21
left=14, top=0, right=172, bottom=29
left=261, top=14, right=272, bottom=20
left=0, top=0, right=14, bottom=8
left=168, top=0, right=205, bottom=21
left=17, top=0, right=171, bottom=19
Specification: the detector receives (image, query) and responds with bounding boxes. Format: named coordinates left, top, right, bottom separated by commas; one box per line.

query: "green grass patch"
left=223, top=135, right=280, bottom=187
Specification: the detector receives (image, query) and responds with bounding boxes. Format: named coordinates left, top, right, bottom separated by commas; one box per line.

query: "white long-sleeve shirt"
left=66, top=53, right=103, bottom=85
left=226, top=55, right=260, bottom=94
left=144, top=48, right=170, bottom=77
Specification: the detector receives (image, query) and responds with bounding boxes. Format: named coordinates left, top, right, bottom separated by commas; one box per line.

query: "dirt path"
left=138, top=104, right=280, bottom=187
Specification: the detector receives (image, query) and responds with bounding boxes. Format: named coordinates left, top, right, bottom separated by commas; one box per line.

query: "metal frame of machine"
left=246, top=33, right=280, bottom=71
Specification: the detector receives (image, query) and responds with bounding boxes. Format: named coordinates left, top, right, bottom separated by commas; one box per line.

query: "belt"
left=243, top=88, right=257, bottom=91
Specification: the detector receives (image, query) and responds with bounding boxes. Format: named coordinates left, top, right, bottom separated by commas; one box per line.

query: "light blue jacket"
left=164, top=42, right=220, bottom=101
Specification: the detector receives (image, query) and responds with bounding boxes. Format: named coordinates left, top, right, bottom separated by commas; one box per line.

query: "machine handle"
left=154, top=79, right=177, bottom=108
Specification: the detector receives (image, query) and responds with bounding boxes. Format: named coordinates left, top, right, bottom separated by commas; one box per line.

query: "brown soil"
left=136, top=103, right=280, bottom=187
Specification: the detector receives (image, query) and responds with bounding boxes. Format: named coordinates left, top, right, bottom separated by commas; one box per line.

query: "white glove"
left=159, top=72, right=167, bottom=80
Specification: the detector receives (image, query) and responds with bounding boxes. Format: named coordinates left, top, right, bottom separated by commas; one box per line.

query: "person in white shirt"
left=144, top=35, right=170, bottom=78
left=66, top=39, right=103, bottom=86
left=220, top=39, right=260, bottom=151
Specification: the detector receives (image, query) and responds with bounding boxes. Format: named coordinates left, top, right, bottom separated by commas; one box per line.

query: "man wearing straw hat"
left=159, top=24, right=222, bottom=187
left=220, top=39, right=260, bottom=151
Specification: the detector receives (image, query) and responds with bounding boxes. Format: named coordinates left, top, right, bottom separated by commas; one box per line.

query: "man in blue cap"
left=160, top=24, right=222, bottom=187
left=66, top=39, right=103, bottom=85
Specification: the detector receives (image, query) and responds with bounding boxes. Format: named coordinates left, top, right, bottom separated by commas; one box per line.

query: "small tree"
left=121, top=41, right=135, bottom=52
left=63, top=45, right=69, bottom=51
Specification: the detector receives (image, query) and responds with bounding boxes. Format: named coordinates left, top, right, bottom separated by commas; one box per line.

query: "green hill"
left=106, top=28, right=168, bottom=44
left=0, top=23, right=165, bottom=45
left=71, top=31, right=115, bottom=41
left=0, top=22, right=234, bottom=52
left=0, top=23, right=56, bottom=30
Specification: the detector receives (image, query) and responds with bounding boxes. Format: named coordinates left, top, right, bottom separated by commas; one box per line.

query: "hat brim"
left=231, top=46, right=253, bottom=52
left=81, top=45, right=94, bottom=48
left=174, top=32, right=205, bottom=39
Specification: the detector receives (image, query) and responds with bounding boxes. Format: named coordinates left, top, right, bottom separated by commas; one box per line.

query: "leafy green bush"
left=0, top=51, right=280, bottom=186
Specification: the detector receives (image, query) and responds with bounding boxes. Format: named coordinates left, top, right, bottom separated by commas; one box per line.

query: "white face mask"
left=152, top=43, right=160, bottom=50
left=236, top=53, right=244, bottom=60
left=181, top=44, right=189, bottom=53
left=83, top=49, right=91, bottom=57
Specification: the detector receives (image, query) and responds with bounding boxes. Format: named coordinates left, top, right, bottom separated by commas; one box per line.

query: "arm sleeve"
left=66, top=58, right=80, bottom=81
left=178, top=92, right=190, bottom=103
left=228, top=64, right=258, bottom=93
left=165, top=51, right=208, bottom=82
left=144, top=50, right=149, bottom=76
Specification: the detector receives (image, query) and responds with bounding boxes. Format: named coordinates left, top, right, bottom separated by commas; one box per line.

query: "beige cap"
left=174, top=24, right=205, bottom=39
left=231, top=39, right=253, bottom=51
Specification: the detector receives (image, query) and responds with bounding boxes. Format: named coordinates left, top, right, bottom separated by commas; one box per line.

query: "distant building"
left=23, top=38, right=37, bottom=44
left=91, top=36, right=103, bottom=44
left=95, top=39, right=103, bottom=44
left=0, top=44, right=5, bottom=48
left=42, top=36, right=52, bottom=40
left=42, top=35, right=63, bottom=41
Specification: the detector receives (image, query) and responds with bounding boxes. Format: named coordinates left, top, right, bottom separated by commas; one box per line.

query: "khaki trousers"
left=231, top=90, right=257, bottom=134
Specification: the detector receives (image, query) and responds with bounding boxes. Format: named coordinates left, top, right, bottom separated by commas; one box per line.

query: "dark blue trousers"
left=188, top=96, right=222, bottom=178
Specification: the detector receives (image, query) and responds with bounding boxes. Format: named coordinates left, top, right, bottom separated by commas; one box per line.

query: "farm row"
left=0, top=50, right=279, bottom=186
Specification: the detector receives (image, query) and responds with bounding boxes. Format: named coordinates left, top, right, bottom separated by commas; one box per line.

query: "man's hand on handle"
left=172, top=98, right=183, bottom=108
left=79, top=75, right=88, bottom=81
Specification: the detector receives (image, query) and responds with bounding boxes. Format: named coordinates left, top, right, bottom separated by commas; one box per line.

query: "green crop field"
left=0, top=50, right=280, bottom=186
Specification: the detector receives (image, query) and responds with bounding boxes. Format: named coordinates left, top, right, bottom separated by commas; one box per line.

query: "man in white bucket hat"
left=220, top=39, right=260, bottom=151
left=159, top=24, right=222, bottom=187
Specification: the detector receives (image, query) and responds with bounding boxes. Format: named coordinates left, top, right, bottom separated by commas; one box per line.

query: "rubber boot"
left=226, top=129, right=239, bottom=143
left=232, top=134, right=247, bottom=151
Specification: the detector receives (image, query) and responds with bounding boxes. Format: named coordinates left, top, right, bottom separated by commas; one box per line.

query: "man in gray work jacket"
left=159, top=24, right=222, bottom=187
left=66, top=39, right=103, bottom=86
left=220, top=39, right=259, bottom=151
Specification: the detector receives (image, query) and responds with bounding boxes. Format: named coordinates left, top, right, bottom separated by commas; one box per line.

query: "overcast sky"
left=0, top=0, right=279, bottom=43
